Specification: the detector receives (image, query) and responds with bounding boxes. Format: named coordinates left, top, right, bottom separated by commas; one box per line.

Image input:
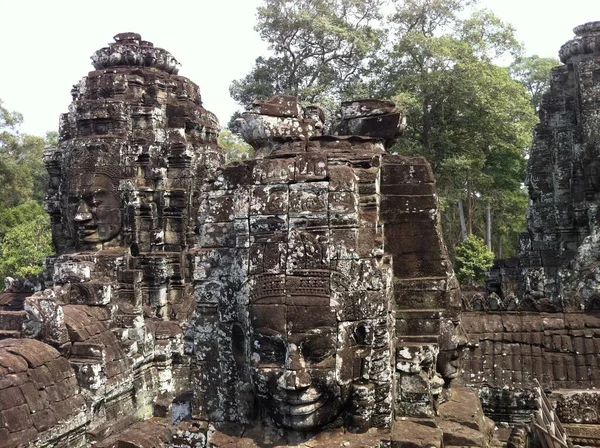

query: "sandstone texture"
left=0, top=33, right=494, bottom=447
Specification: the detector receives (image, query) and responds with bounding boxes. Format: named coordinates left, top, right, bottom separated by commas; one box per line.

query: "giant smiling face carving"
left=66, top=173, right=121, bottom=249
left=249, top=300, right=350, bottom=430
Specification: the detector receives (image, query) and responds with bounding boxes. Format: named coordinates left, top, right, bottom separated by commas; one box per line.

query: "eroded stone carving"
left=188, top=95, right=489, bottom=446
left=0, top=33, right=220, bottom=447
left=0, top=34, right=496, bottom=447
left=66, top=164, right=122, bottom=250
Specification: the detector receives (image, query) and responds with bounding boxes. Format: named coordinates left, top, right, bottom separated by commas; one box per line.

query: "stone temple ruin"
left=0, top=22, right=599, bottom=448
left=465, top=21, right=600, bottom=446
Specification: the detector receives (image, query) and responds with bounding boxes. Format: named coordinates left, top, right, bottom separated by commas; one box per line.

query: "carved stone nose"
left=277, top=343, right=311, bottom=390
left=278, top=370, right=312, bottom=390
left=74, top=201, right=93, bottom=222
left=285, top=343, right=305, bottom=370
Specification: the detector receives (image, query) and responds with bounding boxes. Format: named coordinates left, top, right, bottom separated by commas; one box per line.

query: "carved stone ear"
left=231, top=323, right=246, bottom=362
left=348, top=381, right=375, bottom=433
left=353, top=323, right=369, bottom=346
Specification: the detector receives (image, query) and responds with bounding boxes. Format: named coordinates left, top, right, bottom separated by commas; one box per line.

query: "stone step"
left=0, top=329, right=21, bottom=339
left=437, top=386, right=496, bottom=447
left=390, top=417, right=443, bottom=447
left=393, top=277, right=454, bottom=310
left=396, top=340, right=439, bottom=347
left=396, top=308, right=446, bottom=315
left=397, top=334, right=439, bottom=344
left=0, top=310, right=26, bottom=331
left=395, top=276, right=449, bottom=283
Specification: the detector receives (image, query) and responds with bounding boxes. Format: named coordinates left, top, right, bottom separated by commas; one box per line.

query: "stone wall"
left=461, top=311, right=600, bottom=422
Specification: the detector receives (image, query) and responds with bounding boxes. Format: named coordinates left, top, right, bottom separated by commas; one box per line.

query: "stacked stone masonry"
left=0, top=34, right=497, bottom=446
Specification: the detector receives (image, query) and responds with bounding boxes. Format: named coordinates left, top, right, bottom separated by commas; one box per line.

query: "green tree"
left=230, top=0, right=383, bottom=109
left=0, top=100, right=49, bottom=209
left=217, top=128, right=254, bottom=163
left=0, top=212, right=52, bottom=279
left=0, top=99, right=54, bottom=282
left=371, top=1, right=535, bottom=256
left=454, top=234, right=494, bottom=285
left=510, top=55, right=560, bottom=111
left=490, top=189, right=527, bottom=258
left=0, top=200, right=47, bottom=238
left=0, top=99, right=23, bottom=144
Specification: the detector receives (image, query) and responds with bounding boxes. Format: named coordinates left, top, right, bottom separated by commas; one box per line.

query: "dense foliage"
left=217, top=128, right=254, bottom=163
left=230, top=0, right=383, bottom=109
left=0, top=207, right=52, bottom=279
left=510, top=55, right=560, bottom=111
left=0, top=99, right=53, bottom=282
left=454, top=235, right=495, bottom=285
left=231, top=0, right=556, bottom=262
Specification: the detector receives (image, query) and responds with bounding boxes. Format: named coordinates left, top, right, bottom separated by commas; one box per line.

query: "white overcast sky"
left=0, top=0, right=598, bottom=136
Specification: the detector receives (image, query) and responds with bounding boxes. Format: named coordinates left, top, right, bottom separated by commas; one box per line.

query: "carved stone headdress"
left=63, top=145, right=124, bottom=191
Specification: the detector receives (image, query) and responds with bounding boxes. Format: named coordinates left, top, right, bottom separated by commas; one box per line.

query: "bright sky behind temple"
left=0, top=0, right=598, bottom=136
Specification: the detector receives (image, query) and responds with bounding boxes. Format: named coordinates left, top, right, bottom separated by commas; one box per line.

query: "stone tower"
left=515, top=21, right=600, bottom=311
left=0, top=33, right=221, bottom=447
left=190, top=97, right=487, bottom=446
left=47, top=31, right=221, bottom=257
left=463, top=23, right=600, bottom=441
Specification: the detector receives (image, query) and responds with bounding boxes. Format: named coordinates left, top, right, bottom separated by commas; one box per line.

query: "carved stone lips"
left=78, top=227, right=98, bottom=240
left=277, top=394, right=328, bottom=416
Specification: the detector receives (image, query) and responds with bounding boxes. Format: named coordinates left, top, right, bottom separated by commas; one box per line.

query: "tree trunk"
left=422, top=99, right=430, bottom=157
left=486, top=205, right=492, bottom=251
left=458, top=200, right=467, bottom=242
left=466, top=178, right=472, bottom=236
left=498, top=233, right=503, bottom=258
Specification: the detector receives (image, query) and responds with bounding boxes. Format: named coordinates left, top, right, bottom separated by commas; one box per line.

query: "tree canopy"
left=230, top=0, right=383, bottom=108
left=510, top=55, right=560, bottom=111
left=217, top=128, right=254, bottom=163
left=454, top=234, right=495, bottom=285
left=231, top=0, right=549, bottom=264
left=0, top=99, right=53, bottom=281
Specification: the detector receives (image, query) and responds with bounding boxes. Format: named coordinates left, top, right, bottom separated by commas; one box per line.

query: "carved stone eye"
left=301, top=338, right=335, bottom=363
left=255, top=336, right=286, bottom=365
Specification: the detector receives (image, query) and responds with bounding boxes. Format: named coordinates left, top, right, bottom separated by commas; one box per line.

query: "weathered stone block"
left=250, top=184, right=288, bottom=215
left=294, top=153, right=328, bottom=181
left=399, top=373, right=431, bottom=402
left=396, top=311, right=442, bottom=337
left=0, top=403, right=32, bottom=432
left=252, top=95, right=302, bottom=118
left=199, top=222, right=236, bottom=248
left=339, top=113, right=404, bottom=140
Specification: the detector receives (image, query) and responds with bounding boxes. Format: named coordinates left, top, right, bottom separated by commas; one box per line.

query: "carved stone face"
left=437, top=319, right=467, bottom=381
left=66, top=173, right=121, bottom=248
left=249, top=303, right=350, bottom=430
